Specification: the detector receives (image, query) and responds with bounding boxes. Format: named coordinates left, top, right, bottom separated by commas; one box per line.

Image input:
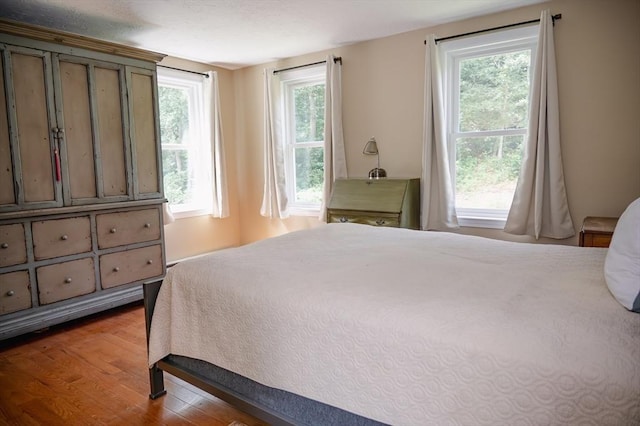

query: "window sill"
left=170, top=208, right=212, bottom=220
left=457, top=215, right=506, bottom=230
left=288, top=206, right=321, bottom=218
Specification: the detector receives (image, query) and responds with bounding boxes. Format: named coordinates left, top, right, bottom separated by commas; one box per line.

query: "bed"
left=145, top=222, right=640, bottom=425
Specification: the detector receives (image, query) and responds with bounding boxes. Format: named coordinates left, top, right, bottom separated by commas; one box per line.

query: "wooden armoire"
left=0, top=20, right=167, bottom=340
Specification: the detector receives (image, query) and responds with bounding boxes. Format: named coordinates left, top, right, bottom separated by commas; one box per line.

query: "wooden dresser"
left=326, top=178, right=420, bottom=229
left=0, top=20, right=167, bottom=340
left=579, top=216, right=618, bottom=248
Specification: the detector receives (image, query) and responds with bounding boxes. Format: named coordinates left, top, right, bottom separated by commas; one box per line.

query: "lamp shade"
left=362, top=138, right=379, bottom=155
left=362, top=137, right=387, bottom=179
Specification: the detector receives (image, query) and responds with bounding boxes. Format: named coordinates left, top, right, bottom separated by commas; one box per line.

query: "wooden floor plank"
left=0, top=302, right=266, bottom=426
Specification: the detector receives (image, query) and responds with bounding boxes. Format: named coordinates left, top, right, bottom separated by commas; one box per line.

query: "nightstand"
left=579, top=216, right=618, bottom=247
left=326, top=178, right=420, bottom=229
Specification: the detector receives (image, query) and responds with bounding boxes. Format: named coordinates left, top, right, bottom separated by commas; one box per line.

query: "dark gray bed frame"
left=143, top=279, right=387, bottom=426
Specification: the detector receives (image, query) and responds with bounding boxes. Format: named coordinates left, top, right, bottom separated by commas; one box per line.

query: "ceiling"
left=0, top=0, right=546, bottom=69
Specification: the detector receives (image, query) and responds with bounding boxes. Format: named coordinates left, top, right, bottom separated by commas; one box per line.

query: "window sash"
left=442, top=25, right=538, bottom=228
left=157, top=68, right=210, bottom=218
left=281, top=67, right=326, bottom=214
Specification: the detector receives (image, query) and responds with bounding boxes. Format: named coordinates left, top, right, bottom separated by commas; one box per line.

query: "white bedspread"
left=149, top=224, right=640, bottom=425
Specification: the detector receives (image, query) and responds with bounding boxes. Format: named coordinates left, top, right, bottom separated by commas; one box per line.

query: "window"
left=441, top=26, right=538, bottom=228
left=281, top=66, right=326, bottom=215
left=157, top=68, right=211, bottom=218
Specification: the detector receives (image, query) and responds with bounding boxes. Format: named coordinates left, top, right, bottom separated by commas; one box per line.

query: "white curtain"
left=505, top=10, right=574, bottom=239
left=205, top=71, right=229, bottom=218
left=421, top=34, right=458, bottom=231
left=319, top=55, right=347, bottom=220
left=260, top=68, right=289, bottom=218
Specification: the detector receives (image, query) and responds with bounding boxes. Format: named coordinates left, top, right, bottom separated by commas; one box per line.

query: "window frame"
left=280, top=65, right=326, bottom=216
left=441, top=25, right=538, bottom=229
left=157, top=68, right=211, bottom=219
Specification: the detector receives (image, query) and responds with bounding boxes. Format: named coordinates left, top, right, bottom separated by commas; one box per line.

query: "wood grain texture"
left=59, top=60, right=96, bottom=200
left=0, top=302, right=266, bottom=425
left=95, top=67, right=127, bottom=197
left=579, top=216, right=618, bottom=248
left=0, top=19, right=166, bottom=64
left=130, top=72, right=159, bottom=195
left=12, top=52, right=55, bottom=203
left=0, top=61, right=15, bottom=205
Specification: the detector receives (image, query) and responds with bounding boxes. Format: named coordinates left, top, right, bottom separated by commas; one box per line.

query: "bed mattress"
left=149, top=224, right=640, bottom=425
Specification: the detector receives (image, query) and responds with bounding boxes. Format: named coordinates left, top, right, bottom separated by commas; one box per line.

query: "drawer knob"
left=144, top=223, right=151, bottom=228
left=110, top=228, right=117, bottom=234
left=1, top=243, right=7, bottom=249
left=339, top=217, right=348, bottom=223
left=113, top=266, right=120, bottom=272
left=6, top=290, right=14, bottom=297
left=146, top=259, right=153, bottom=265
left=61, top=235, right=68, bottom=240
left=64, top=277, right=72, bottom=284
left=375, top=219, right=386, bottom=225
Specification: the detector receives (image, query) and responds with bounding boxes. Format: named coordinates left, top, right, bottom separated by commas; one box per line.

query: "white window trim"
left=157, top=68, right=211, bottom=219
left=441, top=25, right=538, bottom=229
left=280, top=65, right=326, bottom=216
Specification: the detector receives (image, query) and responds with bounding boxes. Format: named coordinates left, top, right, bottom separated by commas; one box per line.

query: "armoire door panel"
left=0, top=55, right=15, bottom=206
left=95, top=66, right=127, bottom=197
left=11, top=51, right=57, bottom=205
left=59, top=60, right=97, bottom=200
left=130, top=70, right=160, bottom=196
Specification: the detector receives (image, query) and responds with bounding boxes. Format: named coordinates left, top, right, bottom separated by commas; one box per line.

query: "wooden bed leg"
left=149, top=363, right=167, bottom=399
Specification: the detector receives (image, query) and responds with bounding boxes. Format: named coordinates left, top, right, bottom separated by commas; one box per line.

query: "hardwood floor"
left=0, top=302, right=266, bottom=426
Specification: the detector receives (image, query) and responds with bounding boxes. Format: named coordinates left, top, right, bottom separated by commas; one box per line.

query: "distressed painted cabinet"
left=0, top=20, right=166, bottom=340
left=327, top=178, right=421, bottom=229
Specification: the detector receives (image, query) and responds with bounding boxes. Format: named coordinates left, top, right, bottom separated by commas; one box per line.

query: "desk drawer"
left=0, top=223, right=27, bottom=267
left=32, top=216, right=91, bottom=260
left=100, top=244, right=163, bottom=289
left=0, top=270, right=31, bottom=314
left=582, top=233, right=613, bottom=248
left=96, top=208, right=160, bottom=249
left=37, top=258, right=96, bottom=305
left=328, top=212, right=400, bottom=227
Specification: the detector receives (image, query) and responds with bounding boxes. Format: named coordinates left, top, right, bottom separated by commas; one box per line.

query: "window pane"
left=158, top=86, right=190, bottom=145
left=294, top=84, right=325, bottom=143
left=162, top=148, right=190, bottom=204
left=459, top=50, right=531, bottom=132
left=455, top=135, right=524, bottom=210
left=294, top=146, right=324, bottom=203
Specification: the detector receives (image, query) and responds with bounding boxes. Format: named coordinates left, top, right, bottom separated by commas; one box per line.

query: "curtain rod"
left=427, top=13, right=562, bottom=44
left=273, top=57, right=342, bottom=74
left=157, top=64, right=210, bottom=78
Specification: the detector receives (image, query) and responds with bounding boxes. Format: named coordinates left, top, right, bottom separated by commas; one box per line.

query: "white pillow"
left=604, top=197, right=640, bottom=312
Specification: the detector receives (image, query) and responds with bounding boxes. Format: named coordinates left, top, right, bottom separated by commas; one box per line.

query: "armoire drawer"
left=0, top=223, right=27, bottom=267
left=32, top=216, right=91, bottom=260
left=0, top=270, right=31, bottom=315
left=100, top=245, right=163, bottom=289
left=96, top=208, right=160, bottom=249
left=37, top=257, right=96, bottom=305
